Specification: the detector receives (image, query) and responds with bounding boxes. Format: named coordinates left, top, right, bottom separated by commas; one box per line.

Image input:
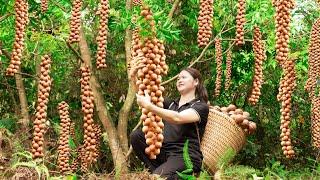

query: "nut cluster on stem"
left=248, top=26, right=266, bottom=105
left=96, top=0, right=110, bottom=69
left=57, top=101, right=72, bottom=174
left=31, top=55, right=52, bottom=159
left=278, top=59, right=296, bottom=159
left=133, top=4, right=169, bottom=159
left=68, top=0, right=83, bottom=43
left=225, top=49, right=232, bottom=91
left=6, top=0, right=29, bottom=76
left=197, top=0, right=214, bottom=48
left=79, top=66, right=96, bottom=171
left=235, top=0, right=246, bottom=46
left=41, top=0, right=48, bottom=12
left=214, top=38, right=222, bottom=97
left=305, top=18, right=320, bottom=149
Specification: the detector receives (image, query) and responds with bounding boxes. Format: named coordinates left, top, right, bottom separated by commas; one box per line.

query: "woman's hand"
left=129, top=54, right=145, bottom=79
left=136, top=90, right=153, bottom=110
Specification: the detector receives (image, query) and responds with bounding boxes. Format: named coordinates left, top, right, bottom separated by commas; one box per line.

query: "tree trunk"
left=79, top=28, right=128, bottom=173
left=15, top=67, right=30, bottom=129
left=117, top=0, right=134, bottom=153
left=0, top=42, right=30, bottom=129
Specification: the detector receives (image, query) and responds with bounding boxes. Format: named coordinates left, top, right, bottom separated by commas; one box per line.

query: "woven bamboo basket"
left=200, top=107, right=246, bottom=174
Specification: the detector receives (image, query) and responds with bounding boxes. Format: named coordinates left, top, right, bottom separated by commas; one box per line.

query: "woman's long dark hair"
left=182, top=67, right=208, bottom=103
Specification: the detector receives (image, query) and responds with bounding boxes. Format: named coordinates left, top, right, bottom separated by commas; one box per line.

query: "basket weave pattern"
left=200, top=107, right=246, bottom=173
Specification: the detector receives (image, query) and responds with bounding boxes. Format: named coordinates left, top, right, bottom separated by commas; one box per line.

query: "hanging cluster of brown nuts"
left=248, top=26, right=266, bottom=105
left=140, top=5, right=156, bottom=34
left=133, top=5, right=168, bottom=159
left=57, top=101, right=71, bottom=174
left=311, top=97, right=320, bottom=148
left=214, top=38, right=222, bottom=97
left=278, top=59, right=296, bottom=159
left=69, top=145, right=83, bottom=173
left=68, top=0, right=83, bottom=43
left=80, top=66, right=97, bottom=170
left=273, top=0, right=296, bottom=159
left=133, top=0, right=142, bottom=6
left=274, top=0, right=295, bottom=67
left=91, top=124, right=102, bottom=161
left=41, top=0, right=48, bottom=12
left=235, top=0, right=246, bottom=46
left=197, top=0, right=214, bottom=48
left=213, top=104, right=257, bottom=135
left=130, top=27, right=141, bottom=69
left=139, top=5, right=168, bottom=76
left=137, top=38, right=166, bottom=159
left=305, top=18, right=320, bottom=148
left=225, top=49, right=232, bottom=91
left=70, top=153, right=80, bottom=173
left=78, top=124, right=101, bottom=172
left=31, top=55, right=52, bottom=159
left=6, top=0, right=29, bottom=76
left=140, top=109, right=165, bottom=159
left=96, top=0, right=110, bottom=69
left=305, top=18, right=320, bottom=95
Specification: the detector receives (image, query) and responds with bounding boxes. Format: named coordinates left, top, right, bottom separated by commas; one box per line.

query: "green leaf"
left=181, top=168, right=193, bottom=174
left=69, top=137, right=77, bottom=150
left=176, top=171, right=196, bottom=180
left=183, top=139, right=193, bottom=170
left=12, top=161, right=37, bottom=169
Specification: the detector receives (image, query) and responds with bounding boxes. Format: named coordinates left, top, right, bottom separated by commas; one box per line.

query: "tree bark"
left=78, top=28, right=128, bottom=173
left=15, top=67, right=30, bottom=129
left=117, top=0, right=134, bottom=153
left=168, top=0, right=180, bottom=19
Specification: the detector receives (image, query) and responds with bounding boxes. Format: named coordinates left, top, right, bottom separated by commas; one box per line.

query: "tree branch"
left=222, top=41, right=235, bottom=56
left=125, top=119, right=142, bottom=159
left=66, top=41, right=84, bottom=63
left=50, top=0, right=68, bottom=13
left=0, top=13, right=11, bottom=22
left=0, top=70, right=38, bottom=79
left=161, top=39, right=214, bottom=85
left=161, top=16, right=237, bottom=86
left=0, top=43, right=11, bottom=59
left=117, top=0, right=134, bottom=153
left=168, top=0, right=180, bottom=19
left=0, top=41, right=30, bottom=129
left=0, top=43, right=38, bottom=79
left=221, top=38, right=266, bottom=42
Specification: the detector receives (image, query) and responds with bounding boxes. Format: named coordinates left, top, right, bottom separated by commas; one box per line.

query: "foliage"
left=217, top=147, right=237, bottom=169
left=177, top=139, right=195, bottom=180
left=1, top=0, right=320, bottom=178
left=0, top=118, right=17, bottom=133
left=11, top=151, right=50, bottom=179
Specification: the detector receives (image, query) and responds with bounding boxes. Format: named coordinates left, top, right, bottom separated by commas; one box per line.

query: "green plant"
left=11, top=151, right=50, bottom=179
left=216, top=147, right=237, bottom=169
left=223, top=165, right=261, bottom=179
left=0, top=118, right=17, bottom=133
left=176, top=139, right=195, bottom=180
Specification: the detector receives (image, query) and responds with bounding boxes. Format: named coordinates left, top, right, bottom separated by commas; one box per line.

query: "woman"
left=129, top=56, right=209, bottom=180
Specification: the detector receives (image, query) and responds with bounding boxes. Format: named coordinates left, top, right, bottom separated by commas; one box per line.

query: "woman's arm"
left=136, top=92, right=200, bottom=124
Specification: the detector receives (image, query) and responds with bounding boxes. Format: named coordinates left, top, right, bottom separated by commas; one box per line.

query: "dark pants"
left=130, top=129, right=186, bottom=180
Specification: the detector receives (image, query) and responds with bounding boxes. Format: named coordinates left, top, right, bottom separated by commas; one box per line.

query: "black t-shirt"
left=162, top=97, right=209, bottom=167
